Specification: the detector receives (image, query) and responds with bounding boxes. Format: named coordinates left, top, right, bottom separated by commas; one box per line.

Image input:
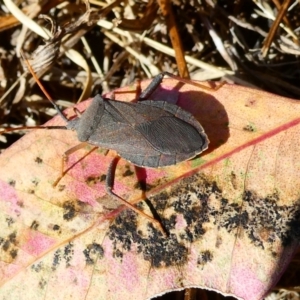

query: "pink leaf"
left=0, top=79, right=299, bottom=299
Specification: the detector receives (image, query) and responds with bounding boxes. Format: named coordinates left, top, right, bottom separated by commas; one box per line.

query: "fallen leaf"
left=0, top=79, right=299, bottom=300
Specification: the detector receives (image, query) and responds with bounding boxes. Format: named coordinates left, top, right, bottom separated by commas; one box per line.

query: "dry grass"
left=0, top=0, right=299, bottom=299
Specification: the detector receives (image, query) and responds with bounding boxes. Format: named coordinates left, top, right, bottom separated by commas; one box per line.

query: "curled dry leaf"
left=0, top=79, right=299, bottom=299
left=22, top=1, right=93, bottom=75
left=22, top=30, right=62, bottom=74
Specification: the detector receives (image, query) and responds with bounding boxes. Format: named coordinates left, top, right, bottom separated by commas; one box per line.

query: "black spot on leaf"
left=107, top=173, right=300, bottom=268
left=83, top=243, right=104, bottom=265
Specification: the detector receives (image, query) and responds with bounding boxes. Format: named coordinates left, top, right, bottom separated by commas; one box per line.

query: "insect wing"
left=85, top=99, right=209, bottom=168
left=134, top=100, right=209, bottom=155
left=85, top=100, right=158, bottom=154
left=136, top=112, right=206, bottom=154
left=119, top=100, right=209, bottom=167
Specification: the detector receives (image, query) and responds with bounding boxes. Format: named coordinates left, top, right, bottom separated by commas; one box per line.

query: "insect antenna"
left=0, top=52, right=68, bottom=135
left=20, top=50, right=69, bottom=123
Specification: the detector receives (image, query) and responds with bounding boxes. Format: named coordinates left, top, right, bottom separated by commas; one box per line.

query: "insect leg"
left=138, top=73, right=166, bottom=100
left=53, top=142, right=97, bottom=186
left=106, top=157, right=166, bottom=235
left=138, top=71, right=225, bottom=101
